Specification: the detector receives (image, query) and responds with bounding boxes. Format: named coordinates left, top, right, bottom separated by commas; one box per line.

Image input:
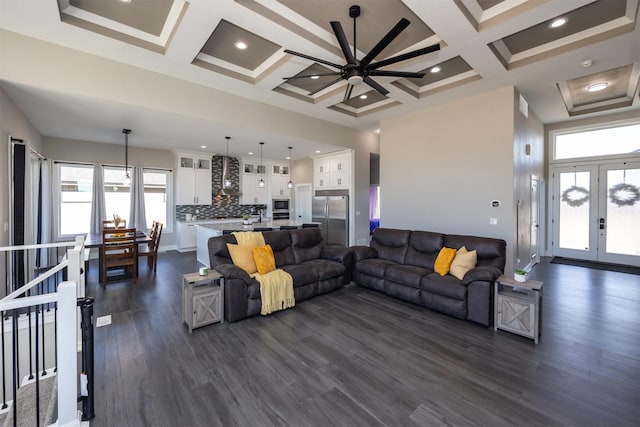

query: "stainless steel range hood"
left=215, top=155, right=241, bottom=196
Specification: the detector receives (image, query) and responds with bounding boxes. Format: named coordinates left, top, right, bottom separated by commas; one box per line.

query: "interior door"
left=552, top=163, right=640, bottom=266
left=530, top=176, right=540, bottom=266
left=294, top=183, right=312, bottom=222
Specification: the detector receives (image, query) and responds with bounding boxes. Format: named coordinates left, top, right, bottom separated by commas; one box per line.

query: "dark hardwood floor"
left=85, top=252, right=640, bottom=426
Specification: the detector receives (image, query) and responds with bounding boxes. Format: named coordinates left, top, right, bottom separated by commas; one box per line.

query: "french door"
left=552, top=162, right=640, bottom=266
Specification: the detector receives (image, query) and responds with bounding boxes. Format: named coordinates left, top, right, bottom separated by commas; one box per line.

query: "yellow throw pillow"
left=434, top=247, right=457, bottom=276
left=253, top=244, right=276, bottom=274
left=450, top=246, right=478, bottom=280
left=227, top=243, right=258, bottom=274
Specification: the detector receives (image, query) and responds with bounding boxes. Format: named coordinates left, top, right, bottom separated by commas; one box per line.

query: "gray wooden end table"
left=494, top=275, right=543, bottom=344
left=182, top=270, right=224, bottom=333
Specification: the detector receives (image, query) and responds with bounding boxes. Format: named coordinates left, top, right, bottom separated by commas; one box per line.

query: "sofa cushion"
left=253, top=244, right=276, bottom=274
left=301, top=259, right=345, bottom=281
left=421, top=273, right=467, bottom=300
left=444, top=234, right=506, bottom=271
left=226, top=243, right=258, bottom=274
left=291, top=228, right=323, bottom=263
left=404, top=231, right=445, bottom=269
left=449, top=246, right=477, bottom=280
left=263, top=230, right=296, bottom=267
left=434, top=247, right=457, bottom=276
left=356, top=258, right=397, bottom=278
left=385, top=264, right=430, bottom=288
left=370, top=228, right=410, bottom=263
left=280, top=264, right=318, bottom=287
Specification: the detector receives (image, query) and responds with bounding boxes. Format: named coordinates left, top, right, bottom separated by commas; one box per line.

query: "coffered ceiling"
left=0, top=0, right=639, bottom=157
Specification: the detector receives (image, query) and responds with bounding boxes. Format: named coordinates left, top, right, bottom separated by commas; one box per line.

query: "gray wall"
left=0, top=87, right=43, bottom=247
left=512, top=90, right=545, bottom=270
left=380, top=86, right=517, bottom=271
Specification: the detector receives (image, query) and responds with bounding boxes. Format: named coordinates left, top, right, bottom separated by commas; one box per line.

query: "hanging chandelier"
left=258, top=142, right=265, bottom=188
left=223, top=136, right=232, bottom=188
left=122, top=128, right=131, bottom=186
left=287, top=146, right=294, bottom=189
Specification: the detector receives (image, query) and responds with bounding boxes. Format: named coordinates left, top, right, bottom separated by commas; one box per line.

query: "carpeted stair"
left=0, top=374, right=57, bottom=427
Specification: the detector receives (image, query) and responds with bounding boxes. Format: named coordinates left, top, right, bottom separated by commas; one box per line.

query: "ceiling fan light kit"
left=283, top=4, right=440, bottom=101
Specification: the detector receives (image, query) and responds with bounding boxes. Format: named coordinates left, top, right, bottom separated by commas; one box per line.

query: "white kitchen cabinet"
left=313, top=151, right=352, bottom=190
left=241, top=168, right=268, bottom=204
left=176, top=221, right=198, bottom=252
left=175, top=152, right=212, bottom=205
left=271, top=175, right=291, bottom=197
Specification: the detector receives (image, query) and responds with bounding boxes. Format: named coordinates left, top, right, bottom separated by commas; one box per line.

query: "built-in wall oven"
left=272, top=198, right=290, bottom=220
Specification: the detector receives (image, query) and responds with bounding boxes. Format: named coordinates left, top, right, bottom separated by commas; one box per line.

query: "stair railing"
left=0, top=236, right=85, bottom=427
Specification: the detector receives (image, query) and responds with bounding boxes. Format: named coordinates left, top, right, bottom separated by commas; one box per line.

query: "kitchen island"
left=195, top=219, right=317, bottom=267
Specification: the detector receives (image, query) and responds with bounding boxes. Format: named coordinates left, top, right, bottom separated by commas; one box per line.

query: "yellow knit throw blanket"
left=254, top=269, right=295, bottom=315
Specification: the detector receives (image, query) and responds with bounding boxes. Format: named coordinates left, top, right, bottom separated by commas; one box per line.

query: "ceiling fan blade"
left=343, top=84, right=354, bottom=102
left=330, top=21, right=356, bottom=64
left=309, top=77, right=344, bottom=96
left=363, top=76, right=390, bottom=96
left=284, top=49, right=344, bottom=70
left=360, top=18, right=410, bottom=67
left=368, top=70, right=425, bottom=79
left=368, top=43, right=441, bottom=70
left=283, top=72, right=341, bottom=80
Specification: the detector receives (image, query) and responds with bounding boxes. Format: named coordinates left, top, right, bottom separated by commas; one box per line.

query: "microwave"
left=272, top=198, right=290, bottom=212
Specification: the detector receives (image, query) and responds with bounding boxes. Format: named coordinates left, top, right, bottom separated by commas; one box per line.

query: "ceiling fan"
left=283, top=5, right=440, bottom=101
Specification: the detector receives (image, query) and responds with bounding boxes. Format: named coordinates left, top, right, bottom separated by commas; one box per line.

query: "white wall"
left=380, top=86, right=516, bottom=269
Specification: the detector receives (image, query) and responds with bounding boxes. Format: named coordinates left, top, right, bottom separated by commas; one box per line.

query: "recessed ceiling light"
left=359, top=95, right=368, bottom=99
left=310, top=75, right=320, bottom=80
left=248, top=151, right=254, bottom=155
left=118, top=0, right=132, bottom=3
left=235, top=41, right=247, bottom=50
left=587, top=82, right=608, bottom=92
left=315, top=150, right=321, bottom=153
left=430, top=66, right=441, bottom=73
left=549, top=17, right=568, bottom=28
left=201, top=145, right=207, bottom=149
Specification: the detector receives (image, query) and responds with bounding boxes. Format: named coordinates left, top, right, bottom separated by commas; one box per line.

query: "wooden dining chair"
left=101, top=227, right=137, bottom=285
left=138, top=222, right=163, bottom=273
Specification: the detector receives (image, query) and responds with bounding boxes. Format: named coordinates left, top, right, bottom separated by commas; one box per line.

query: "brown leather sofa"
left=351, top=228, right=506, bottom=326
left=208, top=228, right=352, bottom=322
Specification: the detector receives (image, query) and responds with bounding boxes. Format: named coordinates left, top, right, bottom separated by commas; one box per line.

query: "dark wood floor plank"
left=85, top=253, right=640, bottom=426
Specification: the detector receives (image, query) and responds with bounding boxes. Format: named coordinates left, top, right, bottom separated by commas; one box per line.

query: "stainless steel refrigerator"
left=312, top=190, right=349, bottom=246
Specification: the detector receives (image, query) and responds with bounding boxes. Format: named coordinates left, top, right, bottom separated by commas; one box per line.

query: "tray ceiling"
left=0, top=0, right=638, bottom=154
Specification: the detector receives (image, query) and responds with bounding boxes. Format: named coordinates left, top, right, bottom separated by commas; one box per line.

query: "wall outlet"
left=355, top=210, right=360, bottom=216
left=489, top=218, right=498, bottom=225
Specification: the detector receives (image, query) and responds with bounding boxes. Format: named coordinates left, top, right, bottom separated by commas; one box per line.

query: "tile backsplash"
left=176, top=200, right=263, bottom=220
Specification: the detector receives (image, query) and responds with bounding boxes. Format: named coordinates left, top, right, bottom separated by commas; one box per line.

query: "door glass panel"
left=605, top=168, right=640, bottom=256
left=558, top=171, right=591, bottom=251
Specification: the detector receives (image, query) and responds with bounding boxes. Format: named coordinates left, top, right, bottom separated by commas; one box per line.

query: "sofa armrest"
left=321, top=245, right=351, bottom=263
left=214, top=263, right=252, bottom=285
left=351, top=245, right=378, bottom=261
left=462, top=266, right=502, bottom=285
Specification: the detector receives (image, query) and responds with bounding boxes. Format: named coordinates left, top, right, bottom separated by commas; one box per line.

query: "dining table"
left=85, top=230, right=152, bottom=283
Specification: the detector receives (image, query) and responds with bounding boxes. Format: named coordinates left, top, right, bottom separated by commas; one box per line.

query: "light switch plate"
left=490, top=218, right=498, bottom=225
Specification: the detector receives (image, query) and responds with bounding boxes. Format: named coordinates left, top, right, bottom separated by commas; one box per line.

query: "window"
left=143, top=169, right=171, bottom=232
left=554, top=123, right=640, bottom=160
left=103, top=166, right=131, bottom=224
left=59, top=164, right=93, bottom=236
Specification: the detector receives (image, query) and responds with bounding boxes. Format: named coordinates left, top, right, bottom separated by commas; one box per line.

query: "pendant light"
left=223, top=136, right=232, bottom=188
left=258, top=142, right=265, bottom=188
left=287, top=146, right=294, bottom=189
left=122, top=128, right=131, bottom=186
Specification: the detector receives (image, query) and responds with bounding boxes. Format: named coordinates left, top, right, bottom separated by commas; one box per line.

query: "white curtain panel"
left=90, top=164, right=106, bottom=234
left=129, top=166, right=147, bottom=231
